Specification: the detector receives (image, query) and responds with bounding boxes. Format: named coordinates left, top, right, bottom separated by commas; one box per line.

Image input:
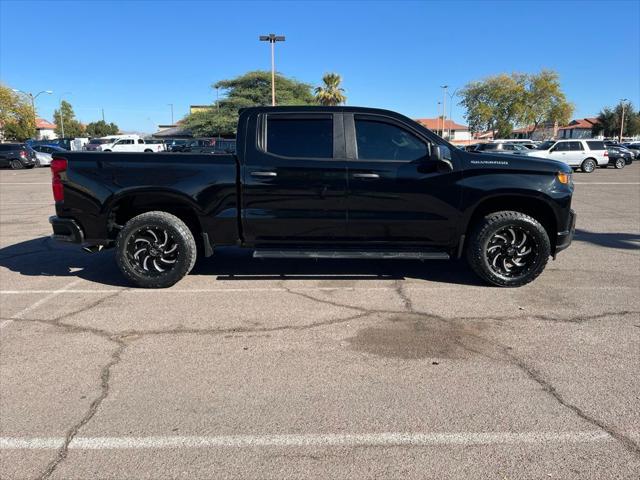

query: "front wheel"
left=581, top=158, right=596, bottom=173
left=466, top=211, right=550, bottom=287
left=10, top=159, right=24, bottom=169
left=115, top=211, right=197, bottom=288
left=614, top=158, right=626, bottom=169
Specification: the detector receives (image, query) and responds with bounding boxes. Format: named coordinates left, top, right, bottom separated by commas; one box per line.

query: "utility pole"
left=259, top=33, right=285, bottom=106
left=440, top=85, right=448, bottom=139
left=447, top=87, right=459, bottom=140
left=168, top=104, right=174, bottom=124
left=102, top=108, right=105, bottom=122
left=437, top=101, right=442, bottom=135
left=619, top=98, right=628, bottom=142
left=12, top=89, right=52, bottom=138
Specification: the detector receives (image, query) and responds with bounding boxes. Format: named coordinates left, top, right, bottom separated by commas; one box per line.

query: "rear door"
left=344, top=113, right=462, bottom=245
left=240, top=112, right=348, bottom=244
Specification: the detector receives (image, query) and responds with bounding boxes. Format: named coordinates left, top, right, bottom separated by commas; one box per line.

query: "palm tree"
left=314, top=73, right=346, bottom=106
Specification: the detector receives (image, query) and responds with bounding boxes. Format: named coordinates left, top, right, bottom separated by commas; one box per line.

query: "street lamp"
left=58, top=92, right=72, bottom=139
left=619, top=98, right=628, bottom=142
left=259, top=33, right=285, bottom=106
left=447, top=87, right=460, bottom=140
left=12, top=89, right=53, bottom=138
left=437, top=101, right=442, bottom=136
left=440, top=85, right=448, bottom=138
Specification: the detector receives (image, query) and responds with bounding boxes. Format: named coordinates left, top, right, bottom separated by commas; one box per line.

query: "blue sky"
left=1, top=0, right=639, bottom=133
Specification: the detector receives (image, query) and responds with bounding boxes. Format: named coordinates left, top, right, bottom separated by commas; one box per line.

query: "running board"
left=253, top=249, right=450, bottom=260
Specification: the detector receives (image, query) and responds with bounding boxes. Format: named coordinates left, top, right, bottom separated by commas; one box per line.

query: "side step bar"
left=253, top=250, right=450, bottom=260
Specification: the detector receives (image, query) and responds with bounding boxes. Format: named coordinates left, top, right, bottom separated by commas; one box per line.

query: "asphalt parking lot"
left=1, top=165, right=639, bottom=479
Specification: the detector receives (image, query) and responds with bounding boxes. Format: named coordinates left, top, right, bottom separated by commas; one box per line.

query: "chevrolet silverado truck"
left=48, top=106, right=576, bottom=288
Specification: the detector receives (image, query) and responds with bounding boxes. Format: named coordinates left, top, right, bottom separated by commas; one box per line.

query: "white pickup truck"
left=85, top=135, right=165, bottom=153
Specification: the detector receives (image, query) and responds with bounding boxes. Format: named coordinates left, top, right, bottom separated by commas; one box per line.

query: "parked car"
left=472, top=142, right=528, bottom=154
left=49, top=105, right=576, bottom=289
left=521, top=139, right=608, bottom=172
left=0, top=143, right=37, bottom=169
left=621, top=143, right=640, bottom=159
left=493, top=139, right=538, bottom=149
left=164, top=139, right=189, bottom=152
left=31, top=144, right=68, bottom=167
left=180, top=138, right=236, bottom=154
left=85, top=135, right=165, bottom=153
left=85, top=137, right=122, bottom=151
left=605, top=146, right=633, bottom=168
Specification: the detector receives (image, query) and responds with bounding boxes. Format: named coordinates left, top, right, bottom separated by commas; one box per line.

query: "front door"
left=240, top=112, right=348, bottom=245
left=344, top=113, right=462, bottom=246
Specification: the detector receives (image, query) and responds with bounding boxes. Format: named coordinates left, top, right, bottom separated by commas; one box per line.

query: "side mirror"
left=429, top=145, right=453, bottom=172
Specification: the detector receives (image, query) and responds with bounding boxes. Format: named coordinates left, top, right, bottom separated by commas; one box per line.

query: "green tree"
left=314, top=73, right=346, bottom=106
left=519, top=70, right=573, bottom=136
left=593, top=101, right=640, bottom=138
left=53, top=100, right=85, bottom=138
left=0, top=84, right=36, bottom=140
left=459, top=73, right=525, bottom=138
left=85, top=120, right=119, bottom=137
left=183, top=70, right=315, bottom=137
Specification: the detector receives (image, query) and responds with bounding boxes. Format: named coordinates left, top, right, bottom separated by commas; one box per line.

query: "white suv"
left=522, top=139, right=608, bottom=173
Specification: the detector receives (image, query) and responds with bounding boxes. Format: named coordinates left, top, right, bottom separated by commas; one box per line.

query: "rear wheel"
left=581, top=158, right=596, bottom=173
left=615, top=158, right=626, bottom=169
left=10, top=159, right=24, bottom=169
left=466, top=211, right=550, bottom=287
left=115, top=211, right=197, bottom=288
left=144, top=149, right=153, bottom=153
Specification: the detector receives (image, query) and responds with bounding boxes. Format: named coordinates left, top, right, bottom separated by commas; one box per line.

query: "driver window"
left=355, top=117, right=428, bottom=161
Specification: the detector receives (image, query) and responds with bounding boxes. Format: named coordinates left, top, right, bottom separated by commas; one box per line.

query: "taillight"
left=604, top=151, right=608, bottom=157
left=51, top=158, right=67, bottom=202
left=19, top=150, right=27, bottom=158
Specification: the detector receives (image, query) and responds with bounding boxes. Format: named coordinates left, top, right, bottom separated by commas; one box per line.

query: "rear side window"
left=478, top=143, right=498, bottom=151
left=266, top=116, right=333, bottom=158
left=569, top=142, right=583, bottom=151
left=355, top=118, right=428, bottom=161
left=586, top=141, right=606, bottom=151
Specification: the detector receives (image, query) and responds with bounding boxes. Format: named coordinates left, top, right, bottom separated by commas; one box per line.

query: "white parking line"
left=1, top=285, right=636, bottom=295
left=1, top=279, right=84, bottom=331
left=574, top=182, right=640, bottom=185
left=0, top=182, right=51, bottom=185
left=0, top=431, right=616, bottom=450
left=0, top=202, right=53, bottom=205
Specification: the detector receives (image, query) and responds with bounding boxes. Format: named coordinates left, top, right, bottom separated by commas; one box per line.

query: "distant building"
left=557, top=118, right=600, bottom=139
left=512, top=122, right=557, bottom=141
left=36, top=118, right=57, bottom=140
left=414, top=118, right=472, bottom=143
left=153, top=122, right=192, bottom=139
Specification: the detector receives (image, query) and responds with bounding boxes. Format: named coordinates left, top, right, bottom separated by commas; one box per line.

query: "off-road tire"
left=116, top=211, right=197, bottom=288
left=581, top=158, right=596, bottom=173
left=466, top=211, right=551, bottom=287
left=10, top=159, right=24, bottom=169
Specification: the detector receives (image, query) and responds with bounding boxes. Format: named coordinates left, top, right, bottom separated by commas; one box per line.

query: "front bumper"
left=49, top=216, right=84, bottom=243
left=555, top=209, right=576, bottom=254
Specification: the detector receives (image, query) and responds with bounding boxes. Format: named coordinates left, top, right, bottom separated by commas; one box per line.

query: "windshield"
left=89, top=138, right=114, bottom=145
left=536, top=141, right=556, bottom=150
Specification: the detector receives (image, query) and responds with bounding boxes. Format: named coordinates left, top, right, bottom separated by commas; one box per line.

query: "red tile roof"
left=558, top=118, right=600, bottom=130
left=36, top=118, right=56, bottom=129
left=415, top=118, right=468, bottom=131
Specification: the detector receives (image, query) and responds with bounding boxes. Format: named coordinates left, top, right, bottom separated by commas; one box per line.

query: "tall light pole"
left=58, top=92, right=71, bottom=139
left=259, top=33, right=285, bottom=106
left=168, top=104, right=174, bottom=124
left=440, top=85, right=448, bottom=139
left=12, top=89, right=53, bottom=138
left=437, top=101, right=442, bottom=135
left=447, top=87, right=460, bottom=140
left=619, top=98, right=628, bottom=142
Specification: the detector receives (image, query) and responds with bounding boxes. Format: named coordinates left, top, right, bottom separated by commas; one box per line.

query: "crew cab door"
left=240, top=112, right=348, bottom=244
left=344, top=113, right=462, bottom=245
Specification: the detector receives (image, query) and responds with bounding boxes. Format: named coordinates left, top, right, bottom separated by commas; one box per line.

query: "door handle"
left=352, top=173, right=380, bottom=179
left=251, top=171, right=277, bottom=177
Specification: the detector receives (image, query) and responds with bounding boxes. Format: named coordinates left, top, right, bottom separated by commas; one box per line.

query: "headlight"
left=557, top=171, right=572, bottom=186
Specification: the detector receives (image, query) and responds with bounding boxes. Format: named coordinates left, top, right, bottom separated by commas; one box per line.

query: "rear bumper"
left=49, top=216, right=84, bottom=243
left=555, top=209, right=576, bottom=254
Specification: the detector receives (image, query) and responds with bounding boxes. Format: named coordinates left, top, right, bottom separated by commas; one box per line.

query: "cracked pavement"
left=1, top=167, right=639, bottom=479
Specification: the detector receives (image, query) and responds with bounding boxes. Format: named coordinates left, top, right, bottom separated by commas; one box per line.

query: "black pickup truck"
left=49, top=106, right=575, bottom=288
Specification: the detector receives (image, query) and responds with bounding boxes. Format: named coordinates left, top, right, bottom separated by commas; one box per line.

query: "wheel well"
left=108, top=195, right=202, bottom=243
left=466, top=196, right=558, bottom=249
